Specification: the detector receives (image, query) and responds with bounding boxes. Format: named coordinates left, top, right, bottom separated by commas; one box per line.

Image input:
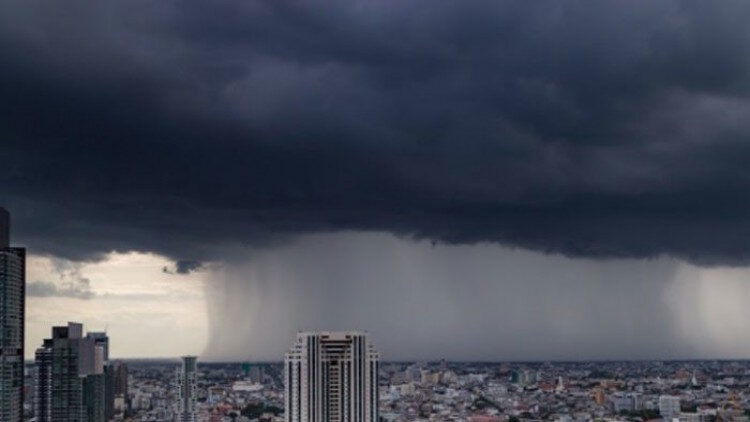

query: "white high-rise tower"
left=285, top=332, right=379, bottom=422
left=175, top=356, right=198, bottom=422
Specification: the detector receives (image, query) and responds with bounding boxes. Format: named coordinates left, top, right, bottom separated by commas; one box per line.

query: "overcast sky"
left=4, top=0, right=750, bottom=360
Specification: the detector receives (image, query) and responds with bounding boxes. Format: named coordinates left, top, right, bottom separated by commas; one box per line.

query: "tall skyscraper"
left=87, top=331, right=116, bottom=420
left=104, top=360, right=129, bottom=419
left=104, top=364, right=115, bottom=421
left=0, top=207, right=9, bottom=247
left=86, top=332, right=110, bottom=363
left=34, top=322, right=105, bottom=422
left=0, top=208, right=25, bottom=422
left=175, top=356, right=198, bottom=422
left=82, top=371, right=106, bottom=422
left=285, top=332, right=379, bottom=422
left=113, top=360, right=128, bottom=399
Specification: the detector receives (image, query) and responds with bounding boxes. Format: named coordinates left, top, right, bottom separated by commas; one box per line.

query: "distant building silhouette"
left=102, top=360, right=129, bottom=419
left=87, top=332, right=109, bottom=363
left=0, top=208, right=25, bottom=422
left=285, top=331, right=379, bottom=422
left=116, top=361, right=129, bottom=414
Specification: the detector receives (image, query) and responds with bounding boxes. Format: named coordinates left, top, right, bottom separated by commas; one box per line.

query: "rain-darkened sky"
left=4, top=0, right=750, bottom=360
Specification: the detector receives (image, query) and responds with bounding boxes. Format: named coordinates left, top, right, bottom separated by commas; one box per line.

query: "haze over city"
left=4, top=0, right=750, bottom=362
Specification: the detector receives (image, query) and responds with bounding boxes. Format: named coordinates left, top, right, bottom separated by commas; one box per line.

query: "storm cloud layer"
left=3, top=1, right=750, bottom=265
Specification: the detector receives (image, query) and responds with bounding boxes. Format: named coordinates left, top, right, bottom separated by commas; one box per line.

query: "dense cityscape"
left=21, top=354, right=750, bottom=422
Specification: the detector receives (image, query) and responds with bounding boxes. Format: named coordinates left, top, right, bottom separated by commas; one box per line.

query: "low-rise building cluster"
left=50, top=360, right=750, bottom=422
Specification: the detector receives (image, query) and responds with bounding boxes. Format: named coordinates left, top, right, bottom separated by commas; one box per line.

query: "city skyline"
left=5, top=1, right=750, bottom=362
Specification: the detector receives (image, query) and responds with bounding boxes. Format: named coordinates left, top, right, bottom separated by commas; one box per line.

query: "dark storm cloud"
left=163, top=260, right=204, bottom=275
left=3, top=0, right=750, bottom=265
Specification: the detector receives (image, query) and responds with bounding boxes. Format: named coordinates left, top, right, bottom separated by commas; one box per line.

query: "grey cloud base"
left=203, top=233, right=744, bottom=361
left=2, top=1, right=750, bottom=265
left=26, top=280, right=94, bottom=300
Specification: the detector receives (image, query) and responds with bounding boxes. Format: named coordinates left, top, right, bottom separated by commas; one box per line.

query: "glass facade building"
left=0, top=208, right=25, bottom=422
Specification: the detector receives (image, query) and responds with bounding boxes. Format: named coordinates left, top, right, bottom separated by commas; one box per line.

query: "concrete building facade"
left=175, top=356, right=198, bottom=422
left=285, top=331, right=379, bottom=422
